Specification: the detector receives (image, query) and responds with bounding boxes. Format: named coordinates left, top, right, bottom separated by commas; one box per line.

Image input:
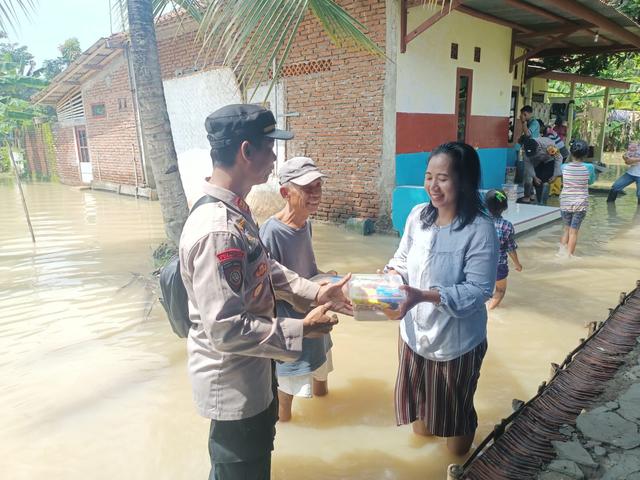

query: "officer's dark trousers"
left=208, top=397, right=277, bottom=480
left=208, top=398, right=277, bottom=480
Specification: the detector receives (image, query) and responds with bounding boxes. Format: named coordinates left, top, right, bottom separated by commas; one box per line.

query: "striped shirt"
left=560, top=162, right=590, bottom=212
left=546, top=130, right=566, bottom=150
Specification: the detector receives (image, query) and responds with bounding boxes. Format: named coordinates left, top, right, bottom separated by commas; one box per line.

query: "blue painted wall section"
left=392, top=147, right=513, bottom=234
left=395, top=152, right=430, bottom=186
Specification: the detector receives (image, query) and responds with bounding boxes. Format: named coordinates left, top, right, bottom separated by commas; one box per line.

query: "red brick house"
left=29, top=1, right=640, bottom=227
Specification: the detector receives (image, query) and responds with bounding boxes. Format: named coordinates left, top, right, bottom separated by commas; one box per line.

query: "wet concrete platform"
left=504, top=203, right=561, bottom=235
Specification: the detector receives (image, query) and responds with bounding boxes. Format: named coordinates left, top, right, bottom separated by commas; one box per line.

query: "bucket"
left=502, top=183, right=518, bottom=202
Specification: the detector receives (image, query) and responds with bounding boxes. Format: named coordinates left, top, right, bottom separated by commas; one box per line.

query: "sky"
left=9, top=0, right=117, bottom=66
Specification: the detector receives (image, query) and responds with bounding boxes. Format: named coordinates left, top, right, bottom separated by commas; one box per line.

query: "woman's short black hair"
left=486, top=189, right=508, bottom=217
left=569, top=139, right=589, bottom=159
left=420, top=142, right=485, bottom=230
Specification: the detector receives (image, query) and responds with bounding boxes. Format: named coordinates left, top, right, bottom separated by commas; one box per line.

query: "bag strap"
left=190, top=194, right=218, bottom=215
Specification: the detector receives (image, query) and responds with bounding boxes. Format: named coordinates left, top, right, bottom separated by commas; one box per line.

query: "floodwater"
left=1, top=179, right=639, bottom=480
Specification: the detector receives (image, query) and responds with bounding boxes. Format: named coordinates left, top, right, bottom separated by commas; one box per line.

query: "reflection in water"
left=1, top=181, right=639, bottom=480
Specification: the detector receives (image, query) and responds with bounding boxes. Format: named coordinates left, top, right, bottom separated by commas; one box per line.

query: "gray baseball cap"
left=278, top=156, right=327, bottom=186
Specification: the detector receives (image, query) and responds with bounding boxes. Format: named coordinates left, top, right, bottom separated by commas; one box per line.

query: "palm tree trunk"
left=127, top=0, right=188, bottom=246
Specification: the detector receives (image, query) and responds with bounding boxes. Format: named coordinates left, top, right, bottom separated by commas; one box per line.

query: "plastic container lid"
left=348, top=274, right=406, bottom=321
left=309, top=274, right=343, bottom=284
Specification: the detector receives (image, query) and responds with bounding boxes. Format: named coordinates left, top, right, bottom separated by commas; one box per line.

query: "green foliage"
left=0, top=144, right=9, bottom=172
left=41, top=122, right=58, bottom=181
left=610, top=0, right=640, bottom=22
left=540, top=2, right=640, bottom=77
left=152, top=241, right=177, bottom=269
left=35, top=37, right=82, bottom=81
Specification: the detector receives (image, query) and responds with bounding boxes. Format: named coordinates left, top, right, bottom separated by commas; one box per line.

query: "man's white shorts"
left=277, top=351, right=334, bottom=398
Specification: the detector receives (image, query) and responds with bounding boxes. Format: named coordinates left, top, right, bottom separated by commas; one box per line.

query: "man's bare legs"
left=277, top=390, right=293, bottom=422
left=312, top=379, right=328, bottom=396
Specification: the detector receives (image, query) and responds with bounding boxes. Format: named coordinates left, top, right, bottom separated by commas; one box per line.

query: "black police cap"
left=205, top=104, right=293, bottom=148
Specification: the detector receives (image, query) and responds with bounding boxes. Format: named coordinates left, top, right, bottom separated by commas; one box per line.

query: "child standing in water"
left=559, top=139, right=591, bottom=257
left=486, top=190, right=522, bottom=309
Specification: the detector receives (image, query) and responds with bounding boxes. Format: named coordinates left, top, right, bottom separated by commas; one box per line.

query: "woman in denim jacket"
left=384, top=142, right=498, bottom=455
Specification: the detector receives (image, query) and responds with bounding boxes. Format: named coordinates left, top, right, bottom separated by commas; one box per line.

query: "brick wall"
left=24, top=125, right=49, bottom=178
left=52, top=123, right=82, bottom=186
left=154, top=6, right=387, bottom=222
left=283, top=1, right=386, bottom=222
left=39, top=3, right=388, bottom=221
left=83, top=56, right=143, bottom=186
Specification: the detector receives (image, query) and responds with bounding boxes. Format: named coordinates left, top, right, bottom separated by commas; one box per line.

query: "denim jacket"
left=387, top=204, right=498, bottom=361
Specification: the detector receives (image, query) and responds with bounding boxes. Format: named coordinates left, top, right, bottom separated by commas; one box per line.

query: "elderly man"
left=179, top=104, right=352, bottom=480
left=522, top=136, right=563, bottom=205
left=259, top=157, right=334, bottom=422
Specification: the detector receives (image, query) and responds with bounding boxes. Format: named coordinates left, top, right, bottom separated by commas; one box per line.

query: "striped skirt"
left=394, top=337, right=487, bottom=437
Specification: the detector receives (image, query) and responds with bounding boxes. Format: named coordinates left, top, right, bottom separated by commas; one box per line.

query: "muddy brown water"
left=1, top=179, right=638, bottom=479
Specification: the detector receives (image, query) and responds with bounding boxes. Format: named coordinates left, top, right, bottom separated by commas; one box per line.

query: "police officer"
left=522, top=136, right=563, bottom=205
left=179, top=104, right=352, bottom=480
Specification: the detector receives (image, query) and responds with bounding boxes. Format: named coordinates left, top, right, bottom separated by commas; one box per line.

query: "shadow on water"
left=291, top=377, right=395, bottom=429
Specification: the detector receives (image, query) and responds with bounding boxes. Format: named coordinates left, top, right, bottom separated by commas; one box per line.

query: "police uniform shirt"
left=179, top=181, right=320, bottom=421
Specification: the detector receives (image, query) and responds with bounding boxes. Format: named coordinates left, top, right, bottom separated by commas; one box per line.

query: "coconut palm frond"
left=197, top=0, right=384, bottom=101
left=308, top=0, right=382, bottom=55
left=0, top=0, right=35, bottom=33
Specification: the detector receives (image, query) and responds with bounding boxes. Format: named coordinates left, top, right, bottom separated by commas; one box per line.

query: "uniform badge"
left=235, top=197, right=250, bottom=213
left=235, top=218, right=247, bottom=232
left=254, top=261, right=267, bottom=278
left=253, top=282, right=264, bottom=298
left=216, top=248, right=245, bottom=293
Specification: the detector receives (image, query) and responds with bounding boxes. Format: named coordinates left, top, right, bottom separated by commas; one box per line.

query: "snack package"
left=348, top=274, right=406, bottom=321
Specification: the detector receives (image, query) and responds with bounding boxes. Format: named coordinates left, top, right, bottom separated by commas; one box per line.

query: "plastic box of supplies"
left=348, top=274, right=406, bottom=321
left=310, top=274, right=343, bottom=284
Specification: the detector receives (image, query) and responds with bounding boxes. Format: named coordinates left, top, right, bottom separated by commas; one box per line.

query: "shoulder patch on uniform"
left=216, top=248, right=245, bottom=263
left=222, top=261, right=243, bottom=293
left=235, top=197, right=250, bottom=213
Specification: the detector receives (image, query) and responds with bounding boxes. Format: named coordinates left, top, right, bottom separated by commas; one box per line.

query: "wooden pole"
left=596, top=86, right=610, bottom=163
left=566, top=82, right=576, bottom=146
left=7, top=142, right=36, bottom=243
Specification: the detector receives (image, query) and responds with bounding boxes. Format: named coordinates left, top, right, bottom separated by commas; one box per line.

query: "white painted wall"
left=163, top=68, right=242, bottom=206
left=163, top=67, right=287, bottom=214
left=396, top=7, right=513, bottom=117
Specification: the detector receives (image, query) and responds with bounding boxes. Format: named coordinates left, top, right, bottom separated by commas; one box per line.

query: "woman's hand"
left=383, top=285, right=427, bottom=320
left=514, top=262, right=523, bottom=272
